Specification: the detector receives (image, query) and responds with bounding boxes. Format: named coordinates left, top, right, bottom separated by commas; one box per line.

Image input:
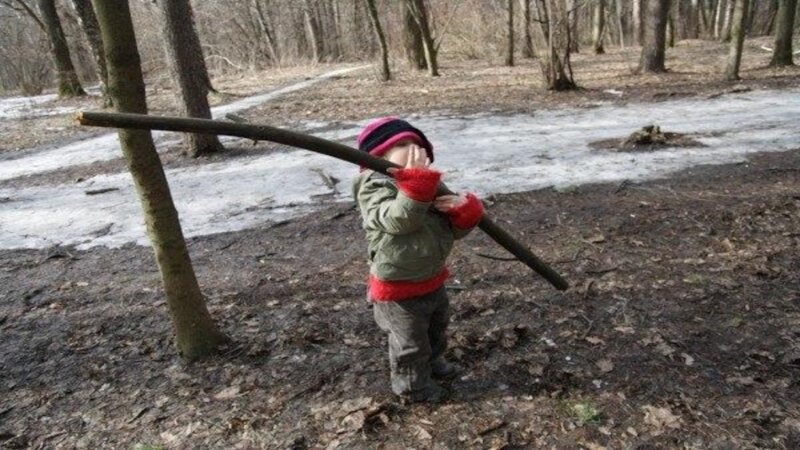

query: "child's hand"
left=386, top=144, right=430, bottom=175
left=433, top=194, right=466, bottom=212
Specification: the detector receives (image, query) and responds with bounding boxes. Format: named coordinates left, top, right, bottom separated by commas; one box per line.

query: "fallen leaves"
left=642, top=405, right=682, bottom=436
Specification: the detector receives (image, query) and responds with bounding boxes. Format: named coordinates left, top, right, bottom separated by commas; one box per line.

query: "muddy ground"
left=1, top=37, right=800, bottom=449
left=1, top=146, right=798, bottom=449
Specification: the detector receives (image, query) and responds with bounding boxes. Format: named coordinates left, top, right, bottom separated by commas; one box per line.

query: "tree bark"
left=593, top=0, right=606, bottom=53
left=158, top=0, right=223, bottom=157
left=770, top=0, right=797, bottom=66
left=714, top=0, right=726, bottom=38
left=633, top=0, right=643, bottom=45
left=364, top=0, right=390, bottom=81
left=303, top=0, right=324, bottom=61
left=567, top=0, right=580, bottom=52
left=721, top=0, right=735, bottom=41
left=70, top=0, right=108, bottom=105
left=37, top=0, right=85, bottom=97
left=522, top=0, right=536, bottom=57
left=405, top=0, right=439, bottom=76
left=637, top=0, right=670, bottom=73
left=725, top=0, right=749, bottom=80
left=90, top=0, right=228, bottom=361
left=506, top=0, right=515, bottom=65
left=615, top=0, right=625, bottom=47
left=536, top=0, right=578, bottom=90
left=252, top=0, right=280, bottom=64
left=403, top=1, right=427, bottom=69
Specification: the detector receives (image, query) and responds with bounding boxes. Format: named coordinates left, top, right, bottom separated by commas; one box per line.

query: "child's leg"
left=428, top=288, right=449, bottom=362
left=373, top=292, right=440, bottom=396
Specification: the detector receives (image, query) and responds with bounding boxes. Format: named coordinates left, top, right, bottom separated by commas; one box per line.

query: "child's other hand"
left=386, top=144, right=430, bottom=175
left=433, top=194, right=466, bottom=212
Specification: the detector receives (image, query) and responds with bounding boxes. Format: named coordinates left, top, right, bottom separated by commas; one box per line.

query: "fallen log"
left=75, top=111, right=569, bottom=291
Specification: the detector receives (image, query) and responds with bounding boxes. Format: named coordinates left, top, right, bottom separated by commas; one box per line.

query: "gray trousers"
left=372, top=287, right=449, bottom=395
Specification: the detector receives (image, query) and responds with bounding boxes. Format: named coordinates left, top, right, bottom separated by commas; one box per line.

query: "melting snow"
left=0, top=86, right=798, bottom=250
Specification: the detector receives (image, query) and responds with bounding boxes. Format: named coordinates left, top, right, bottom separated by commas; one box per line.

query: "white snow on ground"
left=0, top=87, right=798, bottom=249
left=0, top=66, right=366, bottom=181
left=0, top=86, right=103, bottom=120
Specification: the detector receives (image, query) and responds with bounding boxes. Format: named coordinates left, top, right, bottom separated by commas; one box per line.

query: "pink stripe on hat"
left=357, top=116, right=398, bottom=147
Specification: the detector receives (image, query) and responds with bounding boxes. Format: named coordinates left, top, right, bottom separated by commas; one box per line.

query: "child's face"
left=384, top=139, right=419, bottom=166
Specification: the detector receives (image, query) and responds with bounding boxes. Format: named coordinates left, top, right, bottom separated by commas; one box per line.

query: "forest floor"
left=1, top=37, right=799, bottom=449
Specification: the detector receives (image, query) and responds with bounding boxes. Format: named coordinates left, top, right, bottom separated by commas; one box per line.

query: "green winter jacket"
left=352, top=170, right=472, bottom=282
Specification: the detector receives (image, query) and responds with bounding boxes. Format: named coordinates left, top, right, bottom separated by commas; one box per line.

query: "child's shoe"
left=431, top=357, right=459, bottom=379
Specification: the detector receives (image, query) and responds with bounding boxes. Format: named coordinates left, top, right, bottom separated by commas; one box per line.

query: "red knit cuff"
left=393, top=167, right=441, bottom=202
left=446, top=193, right=484, bottom=229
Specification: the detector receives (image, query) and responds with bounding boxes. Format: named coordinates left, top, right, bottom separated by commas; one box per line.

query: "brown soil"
left=1, top=147, right=798, bottom=449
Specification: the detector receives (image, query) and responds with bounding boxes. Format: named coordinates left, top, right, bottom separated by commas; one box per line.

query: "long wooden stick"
left=76, top=111, right=570, bottom=291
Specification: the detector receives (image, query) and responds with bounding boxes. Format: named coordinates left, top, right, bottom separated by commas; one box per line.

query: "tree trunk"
left=567, top=0, right=580, bottom=52
left=37, top=0, right=85, bottom=97
left=158, top=0, right=223, bottom=157
left=252, top=0, right=280, bottom=64
left=666, top=0, right=676, bottom=46
left=303, top=0, right=324, bottom=61
left=364, top=0, right=390, bottom=81
left=90, top=0, right=228, bottom=361
left=405, top=0, right=439, bottom=76
left=633, top=0, right=643, bottom=44
left=539, top=0, right=578, bottom=90
left=593, top=0, right=606, bottom=53
left=615, top=0, right=625, bottom=47
left=403, top=2, right=427, bottom=69
left=638, top=0, right=670, bottom=73
left=506, top=0, right=515, bottom=65
left=522, top=0, right=536, bottom=57
left=714, top=0, right=726, bottom=37
left=70, top=0, right=108, bottom=105
left=721, top=0, right=735, bottom=40
left=725, top=0, right=749, bottom=79
left=770, top=0, right=797, bottom=66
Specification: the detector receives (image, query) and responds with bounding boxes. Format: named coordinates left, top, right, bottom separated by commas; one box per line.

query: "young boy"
left=352, top=117, right=484, bottom=403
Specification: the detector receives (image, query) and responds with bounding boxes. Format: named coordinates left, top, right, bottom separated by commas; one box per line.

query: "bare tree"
left=252, top=0, right=280, bottom=64
left=403, top=1, right=426, bottom=69
left=769, top=0, right=797, bottom=66
left=567, top=0, right=579, bottom=52
left=158, top=0, right=223, bottom=157
left=364, top=0, right=390, bottom=81
left=37, top=0, right=85, bottom=96
left=614, top=0, right=625, bottom=47
left=725, top=0, right=749, bottom=80
left=633, top=0, right=643, bottom=45
left=70, top=0, right=108, bottom=105
left=533, top=0, right=578, bottom=90
left=506, top=0, right=515, bottom=66
left=405, top=0, right=439, bottom=76
left=521, top=0, right=536, bottom=57
left=637, top=0, right=670, bottom=73
left=303, top=0, right=324, bottom=62
left=593, top=0, right=606, bottom=54
left=91, top=0, right=229, bottom=361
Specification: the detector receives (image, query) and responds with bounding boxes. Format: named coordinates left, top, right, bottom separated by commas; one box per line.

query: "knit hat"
left=357, top=117, right=434, bottom=162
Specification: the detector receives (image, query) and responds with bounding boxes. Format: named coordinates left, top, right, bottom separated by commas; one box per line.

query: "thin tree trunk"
left=593, top=0, right=606, bottom=53
left=721, top=0, right=735, bottom=40
left=90, top=0, right=228, bottom=361
left=567, top=0, right=580, bottom=52
left=158, top=0, right=223, bottom=157
left=303, top=0, right=324, bottom=61
left=615, top=0, right=625, bottom=47
left=70, top=0, right=108, bottom=105
left=666, top=0, right=676, bottom=46
left=253, top=0, right=280, bottom=64
left=522, top=0, right=536, bottom=57
left=770, top=0, right=797, bottom=66
left=633, top=0, right=643, bottom=44
left=506, top=0, right=515, bottom=65
left=725, top=0, right=749, bottom=79
left=406, top=0, right=439, bottom=76
left=364, top=0, right=390, bottom=81
left=37, top=0, right=85, bottom=97
left=403, top=2, right=427, bottom=69
left=714, top=0, right=726, bottom=37
left=540, top=0, right=578, bottom=90
left=638, top=0, right=670, bottom=73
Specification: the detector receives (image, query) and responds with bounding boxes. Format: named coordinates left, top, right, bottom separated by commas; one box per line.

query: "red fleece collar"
left=368, top=268, right=450, bottom=302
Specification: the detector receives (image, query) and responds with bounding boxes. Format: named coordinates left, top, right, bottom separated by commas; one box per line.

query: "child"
left=352, top=117, right=484, bottom=403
